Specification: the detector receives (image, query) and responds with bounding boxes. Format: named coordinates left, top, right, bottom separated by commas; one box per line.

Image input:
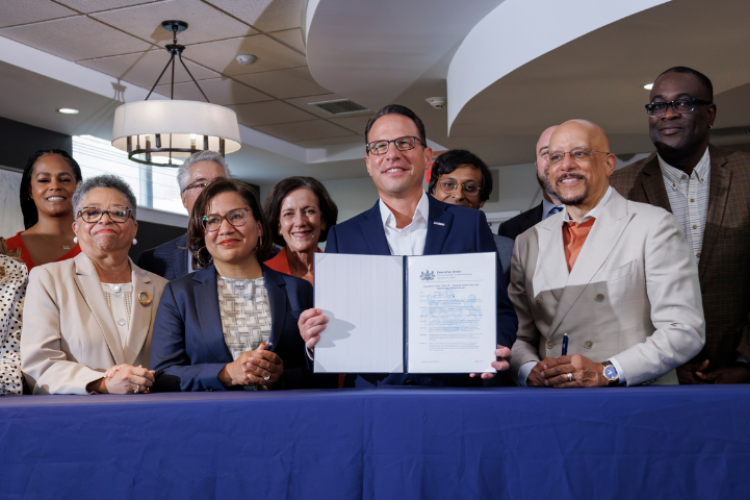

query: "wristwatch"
left=601, top=361, right=620, bottom=386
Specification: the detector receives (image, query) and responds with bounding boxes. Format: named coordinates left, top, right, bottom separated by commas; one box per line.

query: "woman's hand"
left=98, top=364, right=155, bottom=394
left=218, top=343, right=284, bottom=389
left=298, top=308, right=329, bottom=349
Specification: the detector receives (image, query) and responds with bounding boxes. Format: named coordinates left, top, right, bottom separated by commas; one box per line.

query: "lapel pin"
left=137, top=291, right=153, bottom=306
left=433, top=222, right=445, bottom=226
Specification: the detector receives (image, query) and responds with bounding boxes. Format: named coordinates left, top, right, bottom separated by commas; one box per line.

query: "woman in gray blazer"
left=21, top=175, right=167, bottom=395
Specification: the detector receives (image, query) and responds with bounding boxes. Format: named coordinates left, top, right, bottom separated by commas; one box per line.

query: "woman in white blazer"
left=21, top=175, right=167, bottom=395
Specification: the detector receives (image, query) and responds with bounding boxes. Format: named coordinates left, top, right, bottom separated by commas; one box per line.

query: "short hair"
left=176, top=150, right=232, bottom=192
left=365, top=104, right=427, bottom=146
left=0, top=237, right=21, bottom=261
left=656, top=66, right=713, bottom=100
left=187, top=178, right=274, bottom=269
left=427, top=149, right=493, bottom=203
left=72, top=174, right=138, bottom=219
left=20, top=149, right=83, bottom=229
left=263, top=176, right=338, bottom=247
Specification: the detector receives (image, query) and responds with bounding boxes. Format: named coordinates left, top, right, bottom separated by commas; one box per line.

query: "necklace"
left=37, top=233, right=75, bottom=250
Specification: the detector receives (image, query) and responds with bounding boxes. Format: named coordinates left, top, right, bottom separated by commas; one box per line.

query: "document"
left=313, top=253, right=496, bottom=374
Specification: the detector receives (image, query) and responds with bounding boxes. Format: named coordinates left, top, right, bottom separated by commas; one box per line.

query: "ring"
left=263, top=375, right=271, bottom=381
left=567, top=373, right=573, bottom=382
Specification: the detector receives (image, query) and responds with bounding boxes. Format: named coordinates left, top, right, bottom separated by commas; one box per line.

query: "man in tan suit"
left=611, top=67, right=750, bottom=384
left=509, top=120, right=705, bottom=387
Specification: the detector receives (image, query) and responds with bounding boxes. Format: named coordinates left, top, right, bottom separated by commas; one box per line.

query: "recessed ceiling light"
left=643, top=83, right=653, bottom=90
left=57, top=108, right=79, bottom=115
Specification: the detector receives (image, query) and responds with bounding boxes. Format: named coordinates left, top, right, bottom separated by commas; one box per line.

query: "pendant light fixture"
left=111, top=20, right=241, bottom=166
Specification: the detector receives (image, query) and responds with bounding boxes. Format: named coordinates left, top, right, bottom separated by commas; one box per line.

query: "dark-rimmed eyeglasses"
left=182, top=178, right=218, bottom=194
left=78, top=206, right=133, bottom=223
left=645, top=98, right=712, bottom=117
left=202, top=207, right=251, bottom=232
left=548, top=149, right=611, bottom=167
left=366, top=136, right=425, bottom=155
left=438, top=179, right=481, bottom=197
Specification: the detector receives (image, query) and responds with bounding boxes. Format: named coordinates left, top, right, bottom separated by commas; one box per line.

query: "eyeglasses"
left=366, top=136, right=425, bottom=155
left=182, top=178, right=220, bottom=193
left=548, top=149, right=611, bottom=167
left=438, top=179, right=481, bottom=197
left=202, top=207, right=251, bottom=232
left=78, top=206, right=133, bottom=223
left=645, top=98, right=712, bottom=117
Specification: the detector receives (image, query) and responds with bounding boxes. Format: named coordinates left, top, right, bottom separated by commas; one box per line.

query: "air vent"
left=309, top=99, right=368, bottom=115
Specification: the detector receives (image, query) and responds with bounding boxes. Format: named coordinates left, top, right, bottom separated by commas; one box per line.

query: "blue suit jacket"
left=137, top=234, right=189, bottom=281
left=150, top=264, right=323, bottom=391
left=325, top=195, right=518, bottom=387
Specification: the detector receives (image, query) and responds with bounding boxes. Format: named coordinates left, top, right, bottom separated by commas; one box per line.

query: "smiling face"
left=364, top=113, right=432, bottom=201
left=434, top=165, right=484, bottom=209
left=204, top=191, right=262, bottom=267
left=547, top=121, right=615, bottom=211
left=648, top=71, right=716, bottom=156
left=73, top=187, right=137, bottom=257
left=278, top=187, right=324, bottom=254
left=29, top=153, right=78, bottom=219
left=535, top=126, right=558, bottom=200
left=180, top=160, right=228, bottom=215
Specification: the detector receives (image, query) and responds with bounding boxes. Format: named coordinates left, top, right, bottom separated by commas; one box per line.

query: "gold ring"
left=137, top=291, right=152, bottom=306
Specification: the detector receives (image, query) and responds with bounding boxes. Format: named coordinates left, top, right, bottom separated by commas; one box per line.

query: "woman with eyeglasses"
left=5, top=150, right=83, bottom=272
left=150, top=178, right=319, bottom=391
left=21, top=175, right=167, bottom=395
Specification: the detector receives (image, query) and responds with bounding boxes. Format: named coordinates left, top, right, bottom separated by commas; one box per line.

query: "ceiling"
left=1, top=0, right=750, bottom=187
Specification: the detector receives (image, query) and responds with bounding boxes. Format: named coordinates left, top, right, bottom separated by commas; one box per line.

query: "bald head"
left=547, top=119, right=616, bottom=220
left=535, top=125, right=560, bottom=204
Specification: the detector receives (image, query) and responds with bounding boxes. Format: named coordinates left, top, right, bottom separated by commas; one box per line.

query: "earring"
left=256, top=236, right=263, bottom=250
left=73, top=237, right=78, bottom=244
left=132, top=238, right=138, bottom=245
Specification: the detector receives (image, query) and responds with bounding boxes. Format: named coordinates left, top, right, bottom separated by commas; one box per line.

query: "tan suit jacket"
left=509, top=189, right=705, bottom=386
left=21, top=253, right=167, bottom=395
left=611, top=146, right=750, bottom=369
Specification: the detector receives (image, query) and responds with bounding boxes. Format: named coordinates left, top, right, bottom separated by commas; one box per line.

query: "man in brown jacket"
left=610, top=66, right=750, bottom=384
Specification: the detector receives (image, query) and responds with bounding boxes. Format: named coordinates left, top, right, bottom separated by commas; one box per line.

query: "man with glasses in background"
left=137, top=150, right=231, bottom=280
left=298, top=104, right=517, bottom=387
left=611, top=66, right=750, bottom=384
left=427, top=149, right=514, bottom=285
left=509, top=119, right=704, bottom=387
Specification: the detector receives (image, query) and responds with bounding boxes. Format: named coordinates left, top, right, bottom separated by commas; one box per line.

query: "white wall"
left=0, top=167, right=24, bottom=239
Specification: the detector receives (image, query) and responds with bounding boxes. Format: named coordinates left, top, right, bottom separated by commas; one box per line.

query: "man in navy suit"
left=299, top=104, right=517, bottom=387
left=137, top=151, right=231, bottom=280
left=498, top=126, right=564, bottom=240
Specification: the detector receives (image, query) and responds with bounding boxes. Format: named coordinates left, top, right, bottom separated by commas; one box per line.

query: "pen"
left=562, top=333, right=569, bottom=356
left=259, top=342, right=274, bottom=352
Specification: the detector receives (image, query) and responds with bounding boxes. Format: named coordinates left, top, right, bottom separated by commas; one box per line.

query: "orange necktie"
left=562, top=218, right=596, bottom=271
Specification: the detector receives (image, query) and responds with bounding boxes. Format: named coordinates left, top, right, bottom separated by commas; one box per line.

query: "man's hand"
left=540, top=354, right=608, bottom=388
left=694, top=362, right=750, bottom=384
left=526, top=361, right=546, bottom=387
left=676, top=360, right=712, bottom=385
left=470, top=345, right=511, bottom=380
left=298, top=308, right=329, bottom=349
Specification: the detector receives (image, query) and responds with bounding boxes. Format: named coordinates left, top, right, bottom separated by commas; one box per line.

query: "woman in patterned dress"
left=0, top=238, right=26, bottom=395
left=150, top=179, right=321, bottom=391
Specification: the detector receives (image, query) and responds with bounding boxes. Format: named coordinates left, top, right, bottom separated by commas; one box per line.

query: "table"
left=1, top=386, right=748, bottom=500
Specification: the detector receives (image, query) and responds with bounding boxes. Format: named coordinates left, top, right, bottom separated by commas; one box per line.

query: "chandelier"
left=111, top=20, right=241, bottom=167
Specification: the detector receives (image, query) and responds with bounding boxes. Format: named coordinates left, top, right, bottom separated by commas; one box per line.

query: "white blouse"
left=101, top=282, right=133, bottom=348
left=0, top=255, right=27, bottom=395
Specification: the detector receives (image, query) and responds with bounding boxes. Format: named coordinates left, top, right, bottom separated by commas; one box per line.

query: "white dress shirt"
left=658, top=148, right=710, bottom=261
left=519, top=186, right=626, bottom=386
left=379, top=190, right=430, bottom=256
left=101, top=282, right=133, bottom=349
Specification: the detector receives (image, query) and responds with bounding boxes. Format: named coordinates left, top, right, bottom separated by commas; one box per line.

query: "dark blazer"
left=610, top=145, right=750, bottom=369
left=498, top=203, right=544, bottom=240
left=325, top=195, right=518, bottom=387
left=150, top=264, right=321, bottom=391
left=137, top=234, right=189, bottom=281
left=494, top=233, right=514, bottom=285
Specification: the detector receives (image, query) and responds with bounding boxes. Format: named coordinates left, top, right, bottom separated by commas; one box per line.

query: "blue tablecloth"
left=1, top=386, right=748, bottom=500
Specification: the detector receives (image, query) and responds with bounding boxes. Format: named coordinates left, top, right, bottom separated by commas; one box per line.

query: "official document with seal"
left=313, top=252, right=496, bottom=374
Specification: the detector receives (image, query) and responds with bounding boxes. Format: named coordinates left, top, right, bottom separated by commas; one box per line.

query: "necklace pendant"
left=63, top=246, right=71, bottom=250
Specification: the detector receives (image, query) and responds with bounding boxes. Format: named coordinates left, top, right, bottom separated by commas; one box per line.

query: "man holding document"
left=298, top=105, right=517, bottom=387
left=509, top=120, right=705, bottom=387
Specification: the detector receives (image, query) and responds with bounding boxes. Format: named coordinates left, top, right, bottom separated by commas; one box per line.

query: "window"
left=72, top=135, right=185, bottom=215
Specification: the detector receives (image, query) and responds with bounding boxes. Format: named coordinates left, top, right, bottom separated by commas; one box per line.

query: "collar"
left=378, top=190, right=430, bottom=229
left=562, top=186, right=613, bottom=224
left=542, top=198, right=564, bottom=219
left=657, top=147, right=711, bottom=186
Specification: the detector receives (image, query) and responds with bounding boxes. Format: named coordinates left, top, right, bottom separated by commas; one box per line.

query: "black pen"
left=562, top=333, right=569, bottom=356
